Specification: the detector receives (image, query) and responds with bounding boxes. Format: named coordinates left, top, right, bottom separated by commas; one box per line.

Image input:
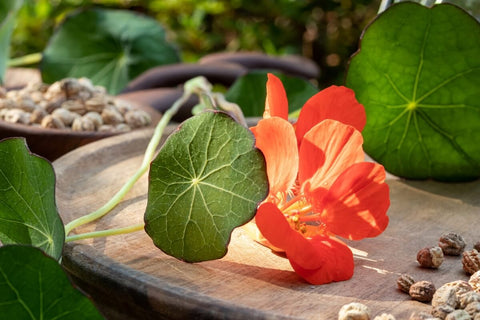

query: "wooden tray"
left=53, top=127, right=480, bottom=319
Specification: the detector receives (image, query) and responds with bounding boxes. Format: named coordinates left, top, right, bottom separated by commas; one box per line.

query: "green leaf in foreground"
left=144, top=111, right=268, bottom=262
left=41, top=8, right=180, bottom=95
left=0, top=138, right=64, bottom=260
left=225, top=70, right=319, bottom=117
left=0, top=0, right=23, bottom=84
left=346, top=3, right=480, bottom=181
left=0, top=245, right=103, bottom=320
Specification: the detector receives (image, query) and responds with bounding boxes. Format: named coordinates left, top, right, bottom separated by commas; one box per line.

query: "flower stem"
left=65, top=223, right=145, bottom=243
left=64, top=81, right=195, bottom=236
left=7, top=53, right=42, bottom=67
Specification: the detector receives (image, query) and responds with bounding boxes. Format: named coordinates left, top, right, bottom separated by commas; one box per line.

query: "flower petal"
left=255, top=202, right=324, bottom=269
left=295, top=85, right=366, bottom=145
left=264, top=73, right=289, bottom=120
left=318, top=162, right=390, bottom=240
left=251, top=117, right=298, bottom=195
left=299, top=120, right=364, bottom=192
left=288, top=236, right=354, bottom=285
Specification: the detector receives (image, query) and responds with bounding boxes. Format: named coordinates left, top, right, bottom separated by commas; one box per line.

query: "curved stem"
left=7, top=53, right=42, bottom=67
left=64, top=87, right=192, bottom=236
left=65, top=223, right=145, bottom=243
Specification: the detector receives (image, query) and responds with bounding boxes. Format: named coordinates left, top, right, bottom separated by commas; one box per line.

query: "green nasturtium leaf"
left=225, top=70, right=319, bottom=117
left=0, top=245, right=103, bottom=319
left=144, top=111, right=268, bottom=262
left=0, top=0, right=23, bottom=84
left=41, top=8, right=180, bottom=95
left=346, top=3, right=480, bottom=181
left=0, top=138, right=64, bottom=260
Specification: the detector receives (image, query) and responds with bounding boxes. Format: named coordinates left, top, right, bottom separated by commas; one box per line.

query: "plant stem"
left=65, top=223, right=145, bottom=243
left=64, top=86, right=192, bottom=236
left=7, top=53, right=42, bottom=67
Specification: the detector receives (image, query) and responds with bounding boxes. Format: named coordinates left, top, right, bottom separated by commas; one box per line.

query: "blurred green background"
left=11, top=0, right=381, bottom=88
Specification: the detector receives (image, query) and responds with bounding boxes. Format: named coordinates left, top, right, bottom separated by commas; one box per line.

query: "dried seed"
left=30, top=107, right=48, bottom=124
left=71, top=117, right=94, bottom=132
left=41, top=115, right=65, bottom=129
left=52, top=108, right=78, bottom=126
left=431, top=305, right=454, bottom=320
left=61, top=100, right=86, bottom=115
left=83, top=112, right=103, bottom=130
left=432, top=286, right=459, bottom=308
left=470, top=271, right=480, bottom=293
left=410, top=281, right=436, bottom=302
left=464, top=301, right=480, bottom=317
left=124, top=109, right=151, bottom=128
left=114, top=123, right=131, bottom=132
left=85, top=96, right=107, bottom=113
left=460, top=291, right=480, bottom=309
left=418, top=246, right=444, bottom=269
left=4, top=109, right=31, bottom=125
left=439, top=232, right=467, bottom=256
left=397, top=274, right=416, bottom=294
left=338, top=302, right=371, bottom=320
left=102, top=106, right=124, bottom=125
left=463, top=249, right=480, bottom=275
left=98, top=124, right=115, bottom=132
left=475, top=242, right=480, bottom=253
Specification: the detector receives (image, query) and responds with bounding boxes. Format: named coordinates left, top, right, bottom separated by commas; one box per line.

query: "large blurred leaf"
left=0, top=245, right=103, bottom=319
left=346, top=3, right=480, bottom=181
left=0, top=138, right=64, bottom=260
left=144, top=111, right=268, bottom=262
left=0, top=0, right=23, bottom=84
left=41, top=8, right=180, bottom=94
left=225, top=70, right=318, bottom=117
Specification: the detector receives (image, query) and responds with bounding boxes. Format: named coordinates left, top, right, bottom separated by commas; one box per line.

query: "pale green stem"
left=7, top=53, right=42, bottom=67
left=65, top=223, right=145, bottom=243
left=64, top=86, right=192, bottom=236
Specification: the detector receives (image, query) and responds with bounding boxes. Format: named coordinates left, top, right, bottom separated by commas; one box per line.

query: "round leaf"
left=346, top=3, right=480, bottom=181
left=0, top=245, right=103, bottom=319
left=144, top=111, right=268, bottom=262
left=0, top=138, right=64, bottom=260
left=41, top=8, right=180, bottom=94
left=225, top=70, right=319, bottom=117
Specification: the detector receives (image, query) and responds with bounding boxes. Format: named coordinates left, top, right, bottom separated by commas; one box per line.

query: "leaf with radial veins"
left=0, top=138, right=64, bottom=260
left=0, top=245, right=103, bottom=319
left=144, top=111, right=268, bottom=262
left=41, top=8, right=180, bottom=94
left=346, top=3, right=480, bottom=181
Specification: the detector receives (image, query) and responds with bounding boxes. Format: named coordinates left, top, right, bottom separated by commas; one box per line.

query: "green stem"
left=7, top=53, right=42, bottom=67
left=64, top=87, right=192, bottom=236
left=65, top=223, right=145, bottom=243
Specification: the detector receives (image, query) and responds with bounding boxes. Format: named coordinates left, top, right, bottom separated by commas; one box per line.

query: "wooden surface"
left=54, top=128, right=480, bottom=320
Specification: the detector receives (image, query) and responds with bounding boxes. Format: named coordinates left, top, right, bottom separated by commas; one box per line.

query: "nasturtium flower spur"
left=249, top=74, right=390, bottom=285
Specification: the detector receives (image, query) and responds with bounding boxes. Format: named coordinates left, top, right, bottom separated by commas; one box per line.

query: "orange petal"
left=251, top=118, right=298, bottom=195
left=295, top=85, right=366, bottom=146
left=288, top=236, right=354, bottom=285
left=255, top=202, right=325, bottom=270
left=299, top=120, right=364, bottom=192
left=318, top=162, right=390, bottom=240
left=264, top=73, right=289, bottom=119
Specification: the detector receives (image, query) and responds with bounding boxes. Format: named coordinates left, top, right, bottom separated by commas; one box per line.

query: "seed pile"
left=0, top=78, right=152, bottom=132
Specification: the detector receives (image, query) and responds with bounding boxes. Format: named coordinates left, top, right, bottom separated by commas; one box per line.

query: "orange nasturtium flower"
left=249, top=74, right=390, bottom=285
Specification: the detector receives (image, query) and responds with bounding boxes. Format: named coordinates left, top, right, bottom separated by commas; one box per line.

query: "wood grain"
left=54, top=128, right=480, bottom=320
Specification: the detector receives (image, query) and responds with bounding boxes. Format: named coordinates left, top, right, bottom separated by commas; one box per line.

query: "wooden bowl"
left=0, top=103, right=161, bottom=161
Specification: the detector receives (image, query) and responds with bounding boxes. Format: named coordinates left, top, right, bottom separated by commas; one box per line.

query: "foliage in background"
left=10, top=0, right=380, bottom=88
